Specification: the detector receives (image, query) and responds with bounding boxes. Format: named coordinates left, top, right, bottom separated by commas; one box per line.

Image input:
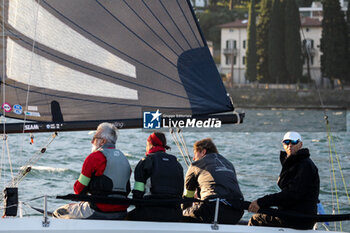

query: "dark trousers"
left=248, top=213, right=315, bottom=230
left=182, top=201, right=243, bottom=224
left=127, top=206, right=182, bottom=222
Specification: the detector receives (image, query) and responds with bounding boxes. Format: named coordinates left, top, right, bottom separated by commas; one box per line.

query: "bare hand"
left=248, top=200, right=260, bottom=213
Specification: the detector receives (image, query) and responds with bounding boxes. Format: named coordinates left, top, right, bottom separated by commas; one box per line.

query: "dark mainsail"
left=0, top=0, right=242, bottom=133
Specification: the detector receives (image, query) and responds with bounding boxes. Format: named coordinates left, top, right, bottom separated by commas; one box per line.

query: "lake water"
left=0, top=109, right=349, bottom=232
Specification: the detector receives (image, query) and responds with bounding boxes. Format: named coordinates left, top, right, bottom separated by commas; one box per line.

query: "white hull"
left=0, top=217, right=339, bottom=233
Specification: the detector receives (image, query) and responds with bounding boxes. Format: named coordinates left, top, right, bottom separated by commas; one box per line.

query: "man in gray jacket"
left=182, top=138, right=244, bottom=224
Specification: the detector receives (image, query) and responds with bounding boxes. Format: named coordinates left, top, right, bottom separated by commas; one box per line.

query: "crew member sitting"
left=53, top=122, right=131, bottom=219
left=248, top=131, right=320, bottom=229
left=127, top=132, right=184, bottom=222
left=182, top=138, right=244, bottom=224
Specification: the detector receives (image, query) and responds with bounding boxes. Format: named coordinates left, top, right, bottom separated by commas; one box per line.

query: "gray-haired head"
left=96, top=122, right=119, bottom=144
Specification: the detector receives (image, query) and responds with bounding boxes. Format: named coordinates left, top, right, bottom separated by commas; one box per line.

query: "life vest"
left=149, top=152, right=184, bottom=197
left=89, top=143, right=131, bottom=197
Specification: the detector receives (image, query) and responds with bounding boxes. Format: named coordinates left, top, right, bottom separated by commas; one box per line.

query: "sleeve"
left=132, top=156, right=153, bottom=198
left=258, top=161, right=315, bottom=207
left=183, top=165, right=198, bottom=198
left=73, top=152, right=104, bottom=194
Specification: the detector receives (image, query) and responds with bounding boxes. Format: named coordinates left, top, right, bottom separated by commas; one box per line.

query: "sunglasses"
left=283, top=140, right=299, bottom=145
left=92, top=135, right=102, bottom=140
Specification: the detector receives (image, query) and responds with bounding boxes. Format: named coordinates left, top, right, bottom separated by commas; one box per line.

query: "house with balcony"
left=219, top=17, right=322, bottom=84
left=219, top=19, right=248, bottom=84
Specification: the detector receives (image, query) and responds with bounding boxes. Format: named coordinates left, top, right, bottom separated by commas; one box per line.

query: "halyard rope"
left=301, top=25, right=350, bottom=231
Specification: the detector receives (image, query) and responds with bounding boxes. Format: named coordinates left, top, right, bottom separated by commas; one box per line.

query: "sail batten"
left=141, top=0, right=186, bottom=53
left=96, top=0, right=178, bottom=69
left=8, top=0, right=137, bottom=79
left=7, top=39, right=139, bottom=100
left=120, top=1, right=181, bottom=57
left=4, top=29, right=188, bottom=99
left=1, top=0, right=238, bottom=132
left=176, top=0, right=202, bottom=47
left=41, top=0, right=185, bottom=86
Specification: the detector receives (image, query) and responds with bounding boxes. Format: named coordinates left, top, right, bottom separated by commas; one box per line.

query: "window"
left=225, top=55, right=236, bottom=65
left=242, top=56, right=246, bottom=65
left=226, top=40, right=237, bottom=49
left=303, top=56, right=314, bottom=66
left=243, top=40, right=246, bottom=49
left=225, top=55, right=230, bottom=65
left=303, top=39, right=314, bottom=49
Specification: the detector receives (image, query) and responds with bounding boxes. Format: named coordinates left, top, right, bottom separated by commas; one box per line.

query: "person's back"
left=183, top=138, right=244, bottom=224
left=190, top=153, right=243, bottom=201
left=53, top=122, right=131, bottom=220
left=146, top=151, right=183, bottom=198
left=88, top=144, right=131, bottom=212
left=128, top=132, right=184, bottom=222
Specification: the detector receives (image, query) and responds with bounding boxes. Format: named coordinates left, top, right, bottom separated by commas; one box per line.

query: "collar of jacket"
left=279, top=148, right=310, bottom=168
left=101, top=142, right=116, bottom=149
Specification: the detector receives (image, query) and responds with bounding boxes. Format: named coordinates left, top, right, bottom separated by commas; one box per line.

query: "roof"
left=219, top=17, right=321, bottom=29
left=219, top=19, right=248, bottom=28
left=300, top=17, right=321, bottom=27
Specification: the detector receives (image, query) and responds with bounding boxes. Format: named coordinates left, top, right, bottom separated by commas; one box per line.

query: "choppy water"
left=0, top=109, right=349, bottom=232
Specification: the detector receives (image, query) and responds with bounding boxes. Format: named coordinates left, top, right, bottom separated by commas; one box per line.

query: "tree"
left=296, top=0, right=313, bottom=7
left=246, top=0, right=257, bottom=82
left=197, top=9, right=236, bottom=49
left=284, top=0, right=302, bottom=83
left=256, top=0, right=272, bottom=82
left=268, top=0, right=287, bottom=83
left=320, top=0, right=348, bottom=85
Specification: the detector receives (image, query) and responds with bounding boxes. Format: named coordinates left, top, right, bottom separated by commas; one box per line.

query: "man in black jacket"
left=128, top=132, right=184, bottom=222
left=248, top=131, right=320, bottom=230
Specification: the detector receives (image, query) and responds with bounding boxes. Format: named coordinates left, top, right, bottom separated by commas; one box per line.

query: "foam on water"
left=23, top=166, right=69, bottom=173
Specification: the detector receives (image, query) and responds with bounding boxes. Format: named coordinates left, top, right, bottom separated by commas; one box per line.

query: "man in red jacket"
left=53, top=122, right=131, bottom=219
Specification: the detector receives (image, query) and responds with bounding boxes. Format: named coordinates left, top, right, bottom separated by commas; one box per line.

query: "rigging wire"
left=1, top=0, right=6, bottom=135
left=300, top=24, right=350, bottom=231
left=1, top=0, right=6, bottom=189
left=0, top=132, right=57, bottom=203
left=11, top=132, right=57, bottom=188
left=5, top=134, right=13, bottom=180
left=326, top=124, right=341, bottom=231
left=20, top=0, right=41, bottom=156
left=177, top=128, right=192, bottom=164
left=329, top=129, right=350, bottom=205
left=169, top=128, right=191, bottom=167
left=0, top=134, right=5, bottom=187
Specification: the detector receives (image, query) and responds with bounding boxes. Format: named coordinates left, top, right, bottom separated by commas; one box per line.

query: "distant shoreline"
left=227, top=87, right=350, bottom=110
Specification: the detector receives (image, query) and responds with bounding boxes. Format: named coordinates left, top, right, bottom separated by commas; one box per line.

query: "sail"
left=0, top=0, right=240, bottom=133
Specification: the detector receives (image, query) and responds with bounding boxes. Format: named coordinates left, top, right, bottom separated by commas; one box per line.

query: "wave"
left=21, top=165, right=69, bottom=173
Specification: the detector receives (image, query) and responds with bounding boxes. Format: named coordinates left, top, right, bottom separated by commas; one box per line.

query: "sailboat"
left=0, top=0, right=348, bottom=232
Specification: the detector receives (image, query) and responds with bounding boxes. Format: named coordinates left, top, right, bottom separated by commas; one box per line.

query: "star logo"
left=143, top=110, right=162, bottom=129
left=150, top=109, right=162, bottom=122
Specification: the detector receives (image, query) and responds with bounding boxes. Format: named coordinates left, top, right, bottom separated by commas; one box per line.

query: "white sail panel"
left=7, top=39, right=138, bottom=100
left=8, top=0, right=136, bottom=79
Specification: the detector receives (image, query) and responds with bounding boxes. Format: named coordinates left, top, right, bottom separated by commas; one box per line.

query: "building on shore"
left=218, top=1, right=348, bottom=85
